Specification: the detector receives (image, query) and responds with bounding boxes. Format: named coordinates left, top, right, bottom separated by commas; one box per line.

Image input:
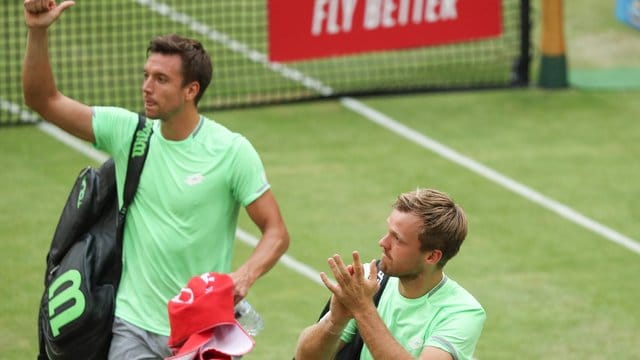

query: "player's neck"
left=160, top=106, right=201, bottom=141
left=398, top=269, right=444, bottom=299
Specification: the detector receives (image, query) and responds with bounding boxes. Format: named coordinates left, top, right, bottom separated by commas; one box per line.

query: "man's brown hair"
left=147, top=34, right=213, bottom=105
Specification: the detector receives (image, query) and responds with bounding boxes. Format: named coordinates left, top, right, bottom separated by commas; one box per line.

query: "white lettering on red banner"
left=268, top=0, right=502, bottom=62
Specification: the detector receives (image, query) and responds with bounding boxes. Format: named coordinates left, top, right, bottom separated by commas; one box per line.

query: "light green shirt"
left=341, top=275, right=486, bottom=360
left=92, top=106, right=269, bottom=335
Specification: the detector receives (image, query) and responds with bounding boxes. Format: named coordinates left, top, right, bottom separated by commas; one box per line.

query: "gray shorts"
left=108, top=317, right=172, bottom=360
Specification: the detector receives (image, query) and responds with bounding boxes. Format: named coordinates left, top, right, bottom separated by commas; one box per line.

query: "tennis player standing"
left=23, top=1, right=290, bottom=358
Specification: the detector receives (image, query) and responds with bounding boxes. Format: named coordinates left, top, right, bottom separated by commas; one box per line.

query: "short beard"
left=381, top=259, right=423, bottom=280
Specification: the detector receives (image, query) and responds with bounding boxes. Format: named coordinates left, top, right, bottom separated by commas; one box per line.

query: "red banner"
left=268, top=0, right=503, bottom=62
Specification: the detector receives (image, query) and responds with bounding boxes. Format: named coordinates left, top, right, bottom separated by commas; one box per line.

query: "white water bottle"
left=234, top=299, right=264, bottom=337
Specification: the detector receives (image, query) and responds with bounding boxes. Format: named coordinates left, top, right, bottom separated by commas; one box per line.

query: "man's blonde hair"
left=393, top=188, right=468, bottom=267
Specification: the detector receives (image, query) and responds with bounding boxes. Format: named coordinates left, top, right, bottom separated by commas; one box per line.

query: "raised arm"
left=22, top=0, right=94, bottom=142
left=230, top=190, right=290, bottom=302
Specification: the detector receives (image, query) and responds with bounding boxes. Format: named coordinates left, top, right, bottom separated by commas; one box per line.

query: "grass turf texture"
left=2, top=0, right=640, bottom=359
left=1, top=88, right=639, bottom=359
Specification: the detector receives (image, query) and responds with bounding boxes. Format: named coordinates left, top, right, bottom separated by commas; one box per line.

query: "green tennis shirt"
left=341, top=275, right=486, bottom=360
left=92, top=106, right=270, bottom=335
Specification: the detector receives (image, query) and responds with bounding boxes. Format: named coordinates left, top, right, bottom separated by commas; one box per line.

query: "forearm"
left=22, top=28, right=58, bottom=111
left=295, top=314, right=346, bottom=360
left=236, top=226, right=289, bottom=286
left=354, top=304, right=416, bottom=360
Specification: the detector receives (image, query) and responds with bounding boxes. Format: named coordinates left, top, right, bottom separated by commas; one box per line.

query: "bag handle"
left=114, top=113, right=152, bottom=280
left=119, top=113, right=152, bottom=221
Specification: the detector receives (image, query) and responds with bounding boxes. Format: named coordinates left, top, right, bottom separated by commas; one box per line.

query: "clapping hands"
left=320, top=251, right=379, bottom=321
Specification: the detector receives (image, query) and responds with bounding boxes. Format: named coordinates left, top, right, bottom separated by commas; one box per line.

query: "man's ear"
left=424, top=249, right=443, bottom=265
left=184, top=81, right=200, bottom=102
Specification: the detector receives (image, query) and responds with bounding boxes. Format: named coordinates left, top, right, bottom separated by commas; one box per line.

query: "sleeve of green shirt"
left=92, top=106, right=138, bottom=157
left=425, top=306, right=486, bottom=360
left=227, top=135, right=270, bottom=207
left=340, top=318, right=358, bottom=344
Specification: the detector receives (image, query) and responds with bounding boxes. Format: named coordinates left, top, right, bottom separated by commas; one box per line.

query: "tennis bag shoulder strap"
left=293, top=260, right=389, bottom=360
left=115, top=114, right=153, bottom=275
left=37, top=114, right=152, bottom=360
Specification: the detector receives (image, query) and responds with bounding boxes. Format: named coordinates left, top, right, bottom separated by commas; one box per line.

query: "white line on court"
left=37, top=122, right=110, bottom=163
left=340, top=98, right=640, bottom=255
left=1, top=98, right=39, bottom=123
left=236, top=229, right=324, bottom=286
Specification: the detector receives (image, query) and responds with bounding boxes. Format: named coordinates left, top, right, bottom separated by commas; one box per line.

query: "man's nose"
left=142, top=78, right=152, bottom=93
left=378, top=234, right=389, bottom=248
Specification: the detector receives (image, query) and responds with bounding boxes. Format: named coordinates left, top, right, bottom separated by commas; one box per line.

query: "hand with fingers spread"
left=293, top=251, right=380, bottom=360
left=24, top=0, right=75, bottom=29
left=320, top=251, right=379, bottom=317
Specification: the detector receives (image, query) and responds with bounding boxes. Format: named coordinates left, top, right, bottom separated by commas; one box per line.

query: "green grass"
left=2, top=0, right=640, bottom=359
left=226, top=90, right=640, bottom=359
left=1, top=88, right=640, bottom=360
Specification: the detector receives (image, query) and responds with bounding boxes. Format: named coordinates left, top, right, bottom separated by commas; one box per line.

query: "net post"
left=538, top=0, right=568, bottom=88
